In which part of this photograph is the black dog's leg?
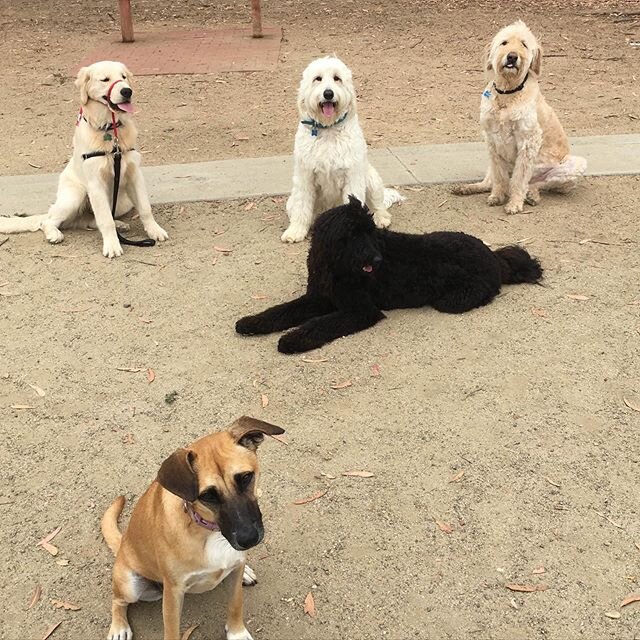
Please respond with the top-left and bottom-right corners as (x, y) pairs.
(431, 281), (497, 314)
(236, 294), (334, 335)
(278, 306), (385, 354)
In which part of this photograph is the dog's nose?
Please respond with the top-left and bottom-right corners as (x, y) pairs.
(323, 88), (334, 101)
(373, 255), (383, 265)
(120, 87), (133, 100)
(233, 525), (263, 550)
(506, 52), (518, 66)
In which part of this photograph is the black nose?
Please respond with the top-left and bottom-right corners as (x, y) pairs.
(120, 87), (133, 99)
(233, 525), (263, 550)
(506, 53), (518, 65)
(373, 255), (383, 265)
(323, 88), (334, 101)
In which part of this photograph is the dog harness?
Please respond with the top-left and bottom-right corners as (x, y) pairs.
(492, 72), (530, 95)
(77, 80), (155, 248)
(183, 500), (220, 531)
(300, 111), (349, 136)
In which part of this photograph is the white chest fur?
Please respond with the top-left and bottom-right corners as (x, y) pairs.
(183, 532), (246, 594)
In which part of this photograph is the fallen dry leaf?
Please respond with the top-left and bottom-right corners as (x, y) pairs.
(28, 383), (46, 397)
(532, 566), (546, 575)
(370, 363), (382, 377)
(565, 294), (590, 301)
(435, 520), (454, 534)
(623, 396), (640, 413)
(213, 245), (232, 254)
(51, 599), (80, 611)
(293, 489), (328, 505)
(330, 380), (353, 390)
(56, 559), (69, 567)
(116, 367), (144, 373)
(39, 527), (62, 546)
(449, 470), (465, 483)
(269, 433), (289, 445)
(621, 593), (640, 608)
(11, 404), (34, 410)
(147, 368), (156, 384)
(319, 472), (337, 480)
(181, 624), (199, 640)
(505, 583), (548, 593)
(531, 308), (547, 317)
(261, 393), (269, 408)
(303, 592), (316, 617)
(28, 585), (42, 609)
(41, 621), (62, 640)
(342, 471), (375, 478)
(545, 477), (561, 488)
(40, 542), (58, 556)
(139, 317), (153, 324)
(122, 433), (136, 445)
(301, 357), (328, 364)
(244, 201), (256, 211)
(251, 295), (268, 300)
(604, 611), (621, 619)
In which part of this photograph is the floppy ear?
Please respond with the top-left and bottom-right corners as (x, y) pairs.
(484, 44), (493, 72)
(75, 66), (91, 105)
(156, 448), (199, 501)
(531, 45), (543, 75)
(347, 194), (370, 215)
(228, 416), (285, 451)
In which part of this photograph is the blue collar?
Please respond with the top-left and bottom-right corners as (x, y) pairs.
(300, 111), (349, 137)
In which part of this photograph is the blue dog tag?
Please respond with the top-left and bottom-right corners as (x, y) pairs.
(482, 89), (492, 99)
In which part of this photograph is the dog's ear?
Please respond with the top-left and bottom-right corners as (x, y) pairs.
(484, 43), (493, 72)
(228, 416), (285, 451)
(156, 448), (199, 501)
(75, 66), (91, 105)
(123, 65), (133, 79)
(346, 194), (371, 215)
(530, 44), (543, 76)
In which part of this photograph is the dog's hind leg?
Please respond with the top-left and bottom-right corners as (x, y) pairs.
(451, 167), (493, 196)
(236, 294), (333, 336)
(278, 305), (385, 354)
(364, 165), (391, 229)
(41, 178), (87, 244)
(431, 281), (497, 314)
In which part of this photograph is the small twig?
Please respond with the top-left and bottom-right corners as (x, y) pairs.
(0, 237), (9, 248)
(0, 500), (14, 506)
(127, 259), (161, 267)
(594, 509), (625, 529)
(409, 37), (425, 49)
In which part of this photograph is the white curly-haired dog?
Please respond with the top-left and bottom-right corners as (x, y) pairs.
(0, 60), (168, 257)
(452, 21), (586, 214)
(281, 56), (403, 243)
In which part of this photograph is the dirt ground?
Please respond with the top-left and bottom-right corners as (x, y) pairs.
(1, 175), (639, 640)
(1, 0), (639, 176)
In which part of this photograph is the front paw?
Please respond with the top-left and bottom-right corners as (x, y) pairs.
(236, 315), (268, 336)
(373, 210), (392, 229)
(242, 564), (257, 586)
(103, 237), (124, 258)
(144, 222), (169, 242)
(42, 223), (64, 244)
(115, 220), (131, 232)
(504, 200), (523, 215)
(281, 224), (308, 243)
(278, 330), (320, 354)
(108, 623), (133, 640)
(226, 626), (253, 640)
(525, 190), (540, 206)
(487, 193), (507, 206)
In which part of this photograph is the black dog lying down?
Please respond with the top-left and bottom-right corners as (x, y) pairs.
(236, 196), (543, 353)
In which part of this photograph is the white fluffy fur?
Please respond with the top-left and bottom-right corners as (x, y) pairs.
(452, 21), (586, 214)
(0, 61), (168, 257)
(282, 56), (403, 243)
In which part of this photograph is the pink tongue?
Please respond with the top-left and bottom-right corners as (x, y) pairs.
(117, 102), (134, 113)
(322, 102), (336, 117)
(363, 265), (373, 273)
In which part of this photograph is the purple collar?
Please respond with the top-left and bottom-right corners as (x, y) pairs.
(183, 500), (220, 531)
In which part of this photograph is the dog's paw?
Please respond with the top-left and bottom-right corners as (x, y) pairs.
(43, 224), (64, 244)
(144, 222), (169, 242)
(450, 184), (467, 196)
(504, 200), (523, 215)
(278, 330), (319, 354)
(103, 237), (124, 258)
(524, 191), (540, 206)
(373, 210), (392, 229)
(281, 225), (308, 243)
(114, 220), (131, 232)
(236, 315), (265, 336)
(225, 625), (254, 640)
(108, 623), (133, 640)
(487, 193), (507, 206)
(242, 564), (257, 586)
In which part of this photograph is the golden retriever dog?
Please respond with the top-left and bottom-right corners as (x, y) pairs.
(0, 60), (168, 257)
(452, 21), (586, 214)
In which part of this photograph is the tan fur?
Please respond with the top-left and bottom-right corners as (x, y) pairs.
(102, 417), (284, 640)
(452, 21), (586, 213)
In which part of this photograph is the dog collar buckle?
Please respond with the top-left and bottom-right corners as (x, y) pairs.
(183, 500), (220, 532)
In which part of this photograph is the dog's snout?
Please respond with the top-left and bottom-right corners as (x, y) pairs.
(232, 525), (264, 550)
(506, 52), (518, 66)
(373, 254), (383, 265)
(323, 88), (334, 101)
(120, 87), (133, 100)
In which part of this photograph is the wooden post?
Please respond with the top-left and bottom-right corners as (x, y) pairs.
(251, 0), (263, 38)
(119, 0), (135, 43)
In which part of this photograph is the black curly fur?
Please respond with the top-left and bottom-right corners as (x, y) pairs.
(236, 196), (543, 353)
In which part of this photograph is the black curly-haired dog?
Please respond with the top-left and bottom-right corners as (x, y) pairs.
(236, 196), (543, 353)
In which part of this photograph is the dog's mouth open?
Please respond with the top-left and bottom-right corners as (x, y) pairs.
(105, 96), (134, 113)
(362, 264), (374, 273)
(320, 101), (337, 118)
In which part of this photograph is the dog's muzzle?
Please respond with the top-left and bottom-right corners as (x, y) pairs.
(504, 52), (519, 69)
(104, 79), (134, 113)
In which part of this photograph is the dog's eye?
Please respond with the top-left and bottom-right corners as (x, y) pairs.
(198, 487), (221, 504)
(122, 74), (127, 79)
(101, 77), (110, 82)
(501, 40), (507, 46)
(521, 41), (528, 49)
(235, 472), (255, 491)
(314, 75), (322, 82)
(333, 75), (341, 82)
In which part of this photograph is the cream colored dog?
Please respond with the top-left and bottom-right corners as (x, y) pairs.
(0, 60), (168, 257)
(452, 21), (586, 214)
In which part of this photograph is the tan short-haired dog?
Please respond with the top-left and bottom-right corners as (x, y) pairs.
(102, 417), (285, 640)
(452, 21), (586, 214)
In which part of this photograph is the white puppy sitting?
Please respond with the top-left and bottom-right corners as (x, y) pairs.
(282, 56), (403, 243)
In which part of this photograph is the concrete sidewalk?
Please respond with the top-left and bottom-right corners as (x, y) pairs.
(1, 134), (638, 216)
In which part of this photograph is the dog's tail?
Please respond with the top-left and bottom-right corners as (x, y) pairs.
(383, 188), (405, 209)
(494, 245), (543, 284)
(0, 214), (47, 234)
(101, 495), (126, 555)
